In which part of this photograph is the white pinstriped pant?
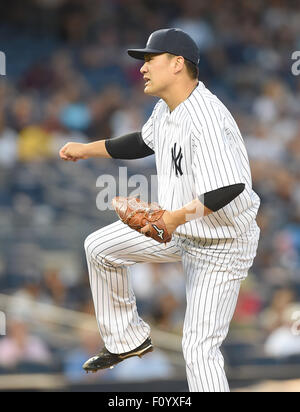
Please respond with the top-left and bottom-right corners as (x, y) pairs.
(84, 220), (260, 392)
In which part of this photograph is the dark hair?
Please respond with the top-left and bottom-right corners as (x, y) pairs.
(185, 59), (199, 79)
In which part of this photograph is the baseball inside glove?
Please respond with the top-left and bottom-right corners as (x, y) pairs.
(112, 196), (172, 244)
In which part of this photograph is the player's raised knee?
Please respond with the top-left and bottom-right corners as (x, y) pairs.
(84, 228), (114, 262)
(84, 232), (97, 256)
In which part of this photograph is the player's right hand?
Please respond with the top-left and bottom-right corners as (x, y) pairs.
(59, 142), (89, 162)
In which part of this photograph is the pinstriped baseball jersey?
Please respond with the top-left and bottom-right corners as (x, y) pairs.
(141, 81), (260, 239)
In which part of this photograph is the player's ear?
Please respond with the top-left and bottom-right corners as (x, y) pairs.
(173, 56), (185, 74)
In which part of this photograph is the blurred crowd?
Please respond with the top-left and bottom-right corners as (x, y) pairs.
(0, 0), (300, 384)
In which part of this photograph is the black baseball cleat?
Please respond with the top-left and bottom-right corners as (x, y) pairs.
(82, 337), (153, 373)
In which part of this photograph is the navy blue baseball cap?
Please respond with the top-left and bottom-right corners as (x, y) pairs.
(127, 28), (200, 66)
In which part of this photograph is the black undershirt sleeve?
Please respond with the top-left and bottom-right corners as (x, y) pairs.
(105, 132), (154, 159)
(201, 183), (245, 212)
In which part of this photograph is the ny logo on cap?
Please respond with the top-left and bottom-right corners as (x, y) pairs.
(146, 33), (154, 48)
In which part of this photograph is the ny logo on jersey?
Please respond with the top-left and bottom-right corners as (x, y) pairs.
(171, 143), (183, 177)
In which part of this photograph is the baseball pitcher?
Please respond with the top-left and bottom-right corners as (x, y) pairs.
(59, 28), (260, 392)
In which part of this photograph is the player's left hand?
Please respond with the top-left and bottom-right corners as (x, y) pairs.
(112, 196), (174, 243)
(59, 142), (89, 161)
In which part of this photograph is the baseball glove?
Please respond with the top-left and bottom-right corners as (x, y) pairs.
(112, 196), (172, 244)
